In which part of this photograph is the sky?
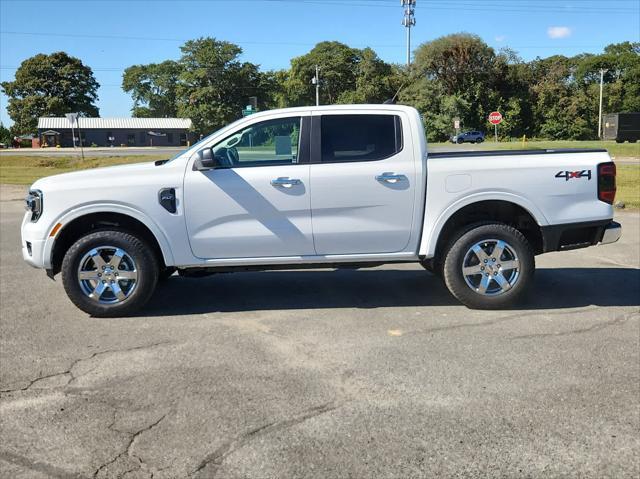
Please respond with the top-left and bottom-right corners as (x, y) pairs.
(1, 0), (639, 127)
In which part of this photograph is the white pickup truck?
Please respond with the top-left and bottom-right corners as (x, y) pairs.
(22, 105), (621, 316)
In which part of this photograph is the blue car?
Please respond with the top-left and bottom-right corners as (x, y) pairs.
(451, 130), (485, 144)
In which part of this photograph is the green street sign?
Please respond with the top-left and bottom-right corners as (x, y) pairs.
(242, 105), (257, 117)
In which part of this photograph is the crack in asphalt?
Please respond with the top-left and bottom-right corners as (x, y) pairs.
(510, 311), (639, 339)
(405, 306), (604, 336)
(190, 400), (342, 478)
(93, 412), (168, 479)
(0, 341), (172, 395)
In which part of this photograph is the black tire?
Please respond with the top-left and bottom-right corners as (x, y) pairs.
(442, 222), (535, 309)
(457, 138), (464, 144)
(476, 138), (484, 144)
(61, 230), (159, 317)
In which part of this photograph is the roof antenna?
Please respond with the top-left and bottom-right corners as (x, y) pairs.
(384, 78), (409, 104)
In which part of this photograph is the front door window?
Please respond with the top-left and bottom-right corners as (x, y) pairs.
(212, 117), (301, 168)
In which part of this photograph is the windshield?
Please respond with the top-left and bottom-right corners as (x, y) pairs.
(166, 116), (249, 163)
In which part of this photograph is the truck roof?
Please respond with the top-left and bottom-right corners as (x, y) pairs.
(246, 104), (418, 120)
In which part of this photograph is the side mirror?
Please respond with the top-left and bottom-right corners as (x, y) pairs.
(193, 148), (218, 170)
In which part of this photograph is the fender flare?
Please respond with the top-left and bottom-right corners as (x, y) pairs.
(419, 191), (549, 257)
(43, 203), (176, 269)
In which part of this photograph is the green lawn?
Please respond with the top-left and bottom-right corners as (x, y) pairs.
(616, 164), (640, 209)
(429, 140), (640, 159)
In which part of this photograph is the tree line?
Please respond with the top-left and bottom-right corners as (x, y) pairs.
(2, 34), (638, 143)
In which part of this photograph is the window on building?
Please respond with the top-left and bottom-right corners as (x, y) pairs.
(167, 133), (174, 144)
(320, 114), (402, 163)
(127, 134), (135, 146)
(179, 133), (187, 146)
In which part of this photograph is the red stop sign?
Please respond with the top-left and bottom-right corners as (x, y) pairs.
(488, 111), (503, 125)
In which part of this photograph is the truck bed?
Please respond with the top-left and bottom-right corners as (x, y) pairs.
(429, 148), (608, 159)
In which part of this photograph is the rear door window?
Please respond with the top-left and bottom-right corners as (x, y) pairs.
(320, 114), (402, 163)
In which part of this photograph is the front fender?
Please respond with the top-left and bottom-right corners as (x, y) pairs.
(44, 203), (176, 269)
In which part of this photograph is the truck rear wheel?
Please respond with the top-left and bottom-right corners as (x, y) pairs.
(61, 230), (159, 317)
(442, 223), (534, 309)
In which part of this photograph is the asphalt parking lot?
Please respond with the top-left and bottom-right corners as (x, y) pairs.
(1, 189), (638, 478)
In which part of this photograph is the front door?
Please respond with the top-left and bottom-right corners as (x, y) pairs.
(184, 115), (314, 259)
(310, 112), (416, 255)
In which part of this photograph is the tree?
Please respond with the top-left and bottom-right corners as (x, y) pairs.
(575, 42), (640, 113)
(122, 60), (181, 117)
(285, 42), (359, 106)
(409, 33), (503, 139)
(338, 48), (398, 104)
(1, 52), (99, 134)
(0, 123), (11, 146)
(493, 49), (535, 138)
(175, 38), (264, 135)
(283, 41), (397, 106)
(529, 55), (596, 140)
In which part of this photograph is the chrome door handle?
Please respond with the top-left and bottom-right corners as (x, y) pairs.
(376, 172), (407, 184)
(271, 177), (301, 188)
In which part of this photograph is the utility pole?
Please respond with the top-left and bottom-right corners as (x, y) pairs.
(312, 65), (320, 106)
(598, 68), (607, 139)
(77, 116), (84, 160)
(401, 0), (416, 67)
(65, 112), (78, 149)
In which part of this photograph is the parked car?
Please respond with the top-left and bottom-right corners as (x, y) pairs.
(451, 130), (485, 144)
(22, 105), (620, 316)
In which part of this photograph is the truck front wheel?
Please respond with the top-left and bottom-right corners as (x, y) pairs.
(61, 230), (159, 317)
(442, 223), (535, 309)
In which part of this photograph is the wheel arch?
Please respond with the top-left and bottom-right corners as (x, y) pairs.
(48, 206), (174, 276)
(422, 196), (547, 260)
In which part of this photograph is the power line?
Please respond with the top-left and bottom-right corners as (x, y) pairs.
(0, 30), (407, 48)
(0, 31), (616, 52)
(1, 0), (636, 12)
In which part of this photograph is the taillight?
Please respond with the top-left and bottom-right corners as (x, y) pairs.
(597, 162), (616, 204)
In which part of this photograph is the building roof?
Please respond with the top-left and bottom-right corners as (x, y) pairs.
(38, 117), (192, 130)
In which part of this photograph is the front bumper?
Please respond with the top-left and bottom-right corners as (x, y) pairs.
(22, 238), (47, 268)
(21, 211), (52, 269)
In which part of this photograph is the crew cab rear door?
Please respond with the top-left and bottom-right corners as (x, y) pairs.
(309, 111), (416, 255)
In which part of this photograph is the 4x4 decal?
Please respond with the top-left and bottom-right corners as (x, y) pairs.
(555, 170), (592, 181)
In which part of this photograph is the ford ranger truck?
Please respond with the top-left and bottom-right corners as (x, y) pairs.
(21, 105), (621, 316)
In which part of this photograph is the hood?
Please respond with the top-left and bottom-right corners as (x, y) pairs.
(31, 161), (158, 192)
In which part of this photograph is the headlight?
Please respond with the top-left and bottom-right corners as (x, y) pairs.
(25, 189), (43, 221)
